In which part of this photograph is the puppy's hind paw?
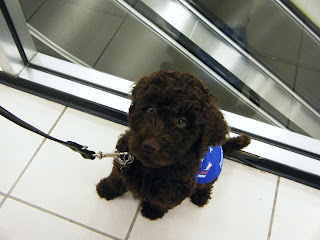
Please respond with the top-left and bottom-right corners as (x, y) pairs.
(190, 188), (211, 207)
(236, 134), (251, 149)
(140, 201), (166, 220)
(223, 134), (251, 154)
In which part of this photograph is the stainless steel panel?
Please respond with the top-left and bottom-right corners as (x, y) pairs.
(190, 21), (295, 118)
(295, 67), (320, 113)
(193, 0), (302, 65)
(95, 17), (200, 80)
(255, 54), (297, 89)
(0, 10), (24, 74)
(28, 0), (125, 66)
(28, 24), (91, 68)
(142, 0), (198, 37)
(299, 32), (320, 71)
(204, 77), (273, 124)
(247, 0), (302, 63)
(0, 43), (15, 74)
(18, 0), (47, 21)
(190, 22), (251, 80)
(30, 36), (69, 62)
(94, 16), (272, 123)
(243, 65), (294, 118)
(62, 0), (128, 18)
(15, 0), (275, 124)
(288, 98), (320, 139)
(4, 0), (37, 62)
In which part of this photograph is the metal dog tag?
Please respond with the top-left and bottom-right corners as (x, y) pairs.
(114, 152), (135, 173)
(120, 163), (132, 173)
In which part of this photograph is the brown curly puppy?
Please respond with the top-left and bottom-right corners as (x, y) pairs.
(97, 70), (250, 220)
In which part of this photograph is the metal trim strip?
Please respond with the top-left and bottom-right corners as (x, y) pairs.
(2, 0), (36, 62)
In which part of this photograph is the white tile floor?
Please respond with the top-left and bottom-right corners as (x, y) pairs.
(0, 84), (319, 240)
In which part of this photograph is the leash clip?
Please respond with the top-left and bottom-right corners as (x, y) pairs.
(93, 151), (116, 159)
(93, 151), (135, 173)
(93, 152), (135, 163)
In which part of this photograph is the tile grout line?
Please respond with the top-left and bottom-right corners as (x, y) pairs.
(0, 105), (122, 240)
(7, 195), (122, 240)
(267, 176), (281, 240)
(92, 14), (128, 68)
(292, 30), (304, 93)
(59, 0), (124, 17)
(0, 106), (68, 208)
(125, 201), (142, 240)
(26, 0), (50, 22)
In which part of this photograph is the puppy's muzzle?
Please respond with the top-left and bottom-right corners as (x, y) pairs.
(142, 138), (160, 154)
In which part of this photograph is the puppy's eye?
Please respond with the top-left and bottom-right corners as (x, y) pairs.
(177, 118), (187, 128)
(147, 106), (155, 113)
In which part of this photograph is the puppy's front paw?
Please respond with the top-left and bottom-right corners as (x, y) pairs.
(190, 187), (211, 207)
(96, 178), (123, 200)
(140, 201), (166, 220)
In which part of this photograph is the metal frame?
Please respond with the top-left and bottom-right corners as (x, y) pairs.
(0, 0), (25, 75)
(3, 0), (36, 62)
(0, 42), (15, 75)
(30, 53), (133, 98)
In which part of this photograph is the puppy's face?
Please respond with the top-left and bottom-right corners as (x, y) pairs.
(128, 71), (229, 168)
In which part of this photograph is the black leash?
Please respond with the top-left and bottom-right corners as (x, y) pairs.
(0, 106), (96, 159)
(0, 105), (134, 168)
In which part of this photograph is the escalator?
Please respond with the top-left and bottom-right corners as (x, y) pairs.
(17, 0), (320, 140)
(130, 0), (320, 139)
(1, 0), (320, 189)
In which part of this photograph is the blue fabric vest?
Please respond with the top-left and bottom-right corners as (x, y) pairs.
(196, 146), (224, 184)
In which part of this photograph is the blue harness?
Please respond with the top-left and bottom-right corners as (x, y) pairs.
(196, 146), (224, 184)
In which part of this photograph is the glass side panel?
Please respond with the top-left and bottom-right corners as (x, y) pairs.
(18, 0), (273, 124)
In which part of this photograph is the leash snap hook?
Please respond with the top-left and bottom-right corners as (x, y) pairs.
(116, 152), (135, 173)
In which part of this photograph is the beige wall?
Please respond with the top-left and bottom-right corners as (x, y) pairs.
(291, 0), (320, 28)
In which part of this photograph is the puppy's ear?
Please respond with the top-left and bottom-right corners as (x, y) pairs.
(129, 103), (135, 115)
(129, 74), (154, 123)
(131, 80), (146, 102)
(129, 77), (148, 120)
(131, 73), (156, 102)
(201, 96), (230, 148)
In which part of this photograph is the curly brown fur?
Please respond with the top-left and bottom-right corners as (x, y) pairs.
(96, 70), (250, 220)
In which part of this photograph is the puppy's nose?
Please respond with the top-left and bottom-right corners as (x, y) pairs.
(142, 138), (160, 153)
